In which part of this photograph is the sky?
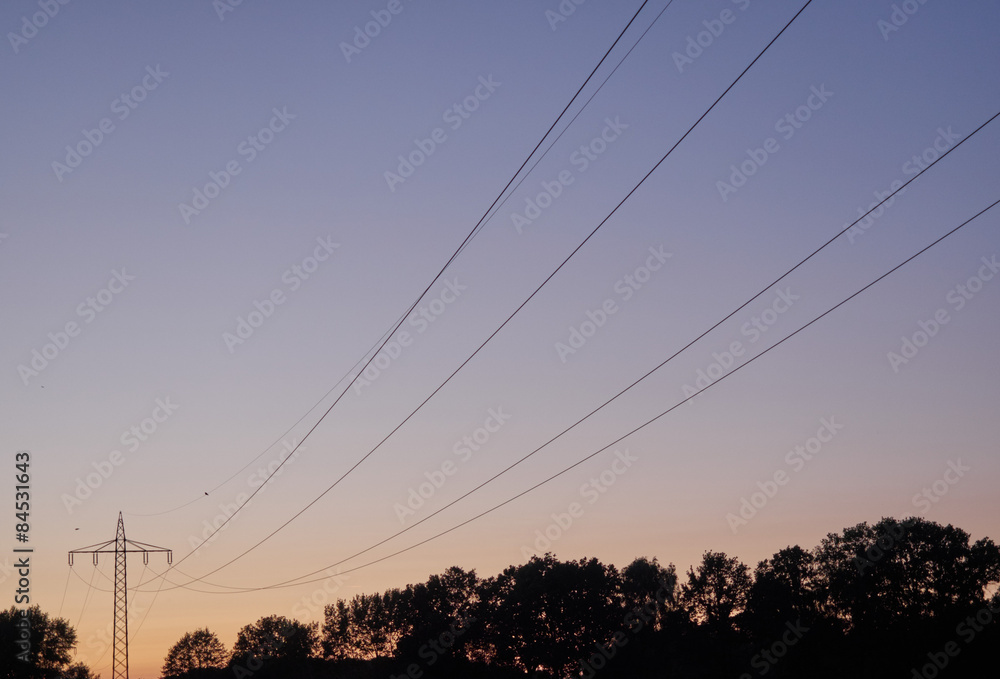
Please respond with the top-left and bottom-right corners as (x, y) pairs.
(2, 0), (999, 676)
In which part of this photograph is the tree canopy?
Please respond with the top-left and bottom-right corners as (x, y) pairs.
(230, 614), (319, 666)
(161, 628), (227, 678)
(0, 606), (93, 679)
(154, 516), (1000, 679)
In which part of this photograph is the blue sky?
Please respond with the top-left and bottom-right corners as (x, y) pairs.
(2, 1), (999, 676)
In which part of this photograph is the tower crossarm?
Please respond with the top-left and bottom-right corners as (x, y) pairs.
(66, 512), (170, 679)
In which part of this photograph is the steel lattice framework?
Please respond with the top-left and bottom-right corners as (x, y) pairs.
(69, 513), (171, 679)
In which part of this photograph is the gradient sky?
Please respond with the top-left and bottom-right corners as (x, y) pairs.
(2, 1), (999, 676)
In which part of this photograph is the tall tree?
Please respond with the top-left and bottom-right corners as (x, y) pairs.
(620, 556), (678, 629)
(680, 551), (751, 634)
(230, 615), (318, 666)
(395, 566), (479, 662)
(322, 590), (405, 660)
(746, 545), (823, 635)
(161, 628), (227, 678)
(813, 516), (1000, 633)
(320, 599), (352, 661)
(58, 664), (96, 679)
(477, 554), (622, 678)
(0, 606), (80, 679)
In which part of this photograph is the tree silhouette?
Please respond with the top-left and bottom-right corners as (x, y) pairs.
(231, 615), (318, 667)
(814, 517), (1000, 634)
(0, 605), (80, 679)
(59, 664), (97, 679)
(746, 545), (822, 635)
(160, 516), (1000, 679)
(620, 556), (678, 627)
(320, 599), (352, 661)
(161, 628), (227, 678)
(396, 566), (479, 662)
(680, 551), (751, 634)
(476, 554), (622, 678)
(322, 590), (404, 660)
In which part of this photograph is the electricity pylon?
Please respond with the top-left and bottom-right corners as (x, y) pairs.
(69, 512), (171, 679)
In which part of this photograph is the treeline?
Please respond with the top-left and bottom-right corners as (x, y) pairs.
(160, 517), (999, 679)
(3, 516), (998, 679)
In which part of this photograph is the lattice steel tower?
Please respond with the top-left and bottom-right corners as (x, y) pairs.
(69, 512), (171, 679)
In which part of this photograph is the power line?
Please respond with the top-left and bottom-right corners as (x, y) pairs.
(129, 1), (674, 522)
(152, 0), (658, 579)
(127, 563), (167, 644)
(171, 0), (815, 589)
(127, 0), (813, 595)
(124, 335), (390, 517)
(131, 101), (1000, 596)
(114, 191), (999, 596)
(129, 35), (998, 600)
(256, 107), (1000, 589)
(253, 194), (1000, 588)
(56, 566), (72, 618)
(70, 560), (241, 595)
(117, 105), (999, 594)
(74, 564), (99, 631)
(462, 0), (677, 252)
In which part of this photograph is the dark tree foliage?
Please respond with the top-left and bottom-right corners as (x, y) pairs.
(475, 554), (624, 677)
(617, 555), (678, 644)
(0, 606), (88, 679)
(322, 590), (405, 660)
(157, 516), (1000, 679)
(680, 550), (752, 634)
(161, 628), (227, 678)
(230, 614), (319, 668)
(805, 516), (1000, 677)
(813, 517), (1000, 633)
(395, 566), (479, 663)
(746, 545), (823, 634)
(57, 664), (96, 679)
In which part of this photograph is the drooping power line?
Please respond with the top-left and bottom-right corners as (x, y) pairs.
(150, 0), (661, 580)
(144, 0), (817, 593)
